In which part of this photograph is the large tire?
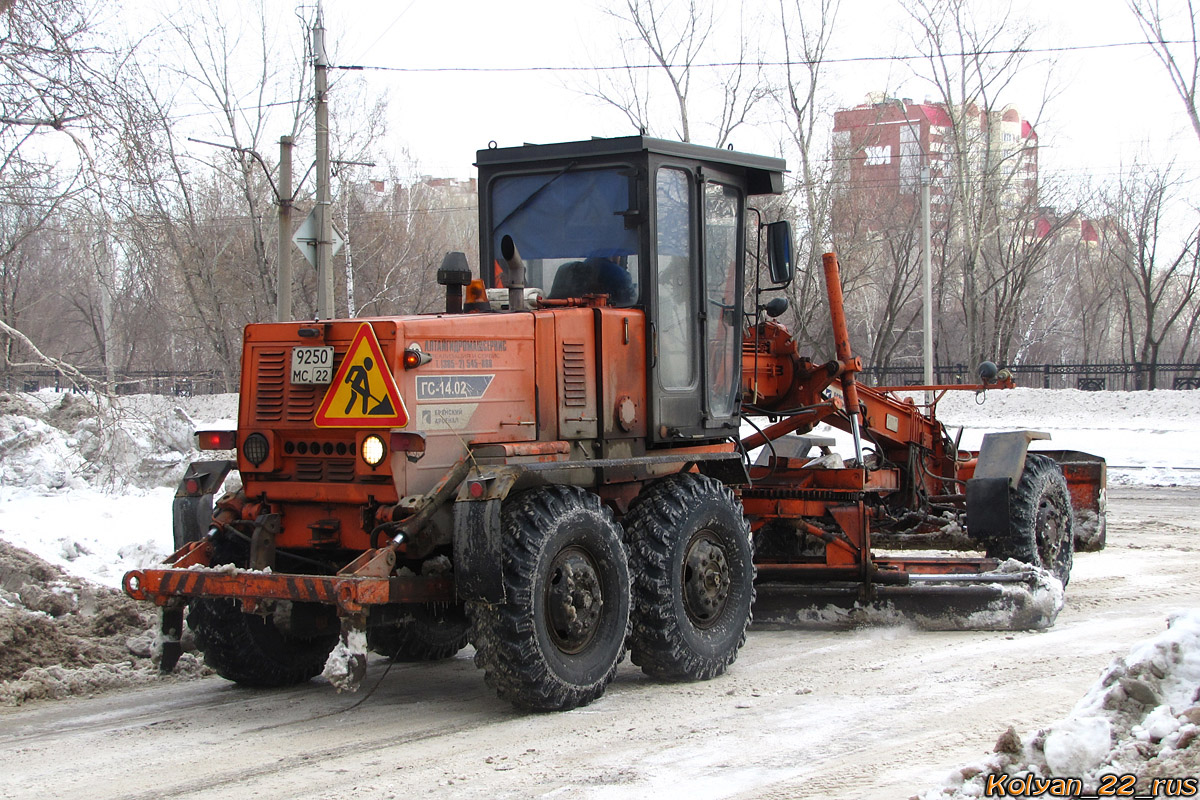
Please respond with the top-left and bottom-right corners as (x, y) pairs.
(367, 604), (470, 662)
(188, 598), (339, 687)
(986, 454), (1075, 585)
(623, 473), (755, 681)
(188, 536), (338, 687)
(468, 485), (631, 712)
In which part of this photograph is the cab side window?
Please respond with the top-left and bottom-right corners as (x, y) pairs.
(655, 168), (695, 390)
(704, 182), (742, 418)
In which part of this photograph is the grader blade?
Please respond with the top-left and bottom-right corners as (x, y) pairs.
(752, 563), (1065, 632)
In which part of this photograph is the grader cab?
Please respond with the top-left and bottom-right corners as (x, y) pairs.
(124, 136), (1104, 711)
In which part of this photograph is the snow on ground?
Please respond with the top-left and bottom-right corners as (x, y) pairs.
(931, 387), (1200, 486)
(0, 389), (237, 589)
(0, 390), (229, 704)
(920, 609), (1200, 798)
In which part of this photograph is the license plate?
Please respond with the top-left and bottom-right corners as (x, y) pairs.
(290, 346), (334, 384)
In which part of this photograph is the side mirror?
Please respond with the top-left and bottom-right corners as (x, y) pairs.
(766, 221), (794, 286)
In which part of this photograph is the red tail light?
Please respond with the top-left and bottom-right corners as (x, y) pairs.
(196, 430), (236, 450)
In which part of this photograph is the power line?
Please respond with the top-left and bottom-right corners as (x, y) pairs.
(172, 98), (300, 121)
(333, 39), (1200, 74)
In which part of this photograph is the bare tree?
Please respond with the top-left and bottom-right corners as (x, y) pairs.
(586, 0), (767, 147)
(903, 0), (1052, 366)
(342, 170), (478, 318)
(981, 180), (1085, 364)
(776, 0), (840, 354)
(1107, 163), (1200, 387)
(0, 0), (115, 384)
(100, 1), (312, 386)
(1128, 0), (1200, 143)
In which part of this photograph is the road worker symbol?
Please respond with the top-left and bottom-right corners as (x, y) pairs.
(315, 324), (409, 428)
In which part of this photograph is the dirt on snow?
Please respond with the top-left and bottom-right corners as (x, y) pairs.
(0, 539), (206, 706)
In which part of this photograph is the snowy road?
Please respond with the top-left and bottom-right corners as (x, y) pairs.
(3, 485), (1199, 800)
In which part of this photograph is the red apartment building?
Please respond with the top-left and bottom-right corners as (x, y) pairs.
(831, 95), (1039, 231)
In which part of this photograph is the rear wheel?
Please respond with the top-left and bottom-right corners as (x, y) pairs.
(367, 604), (470, 662)
(624, 473), (755, 680)
(188, 537), (338, 687)
(468, 485), (630, 711)
(987, 454), (1075, 585)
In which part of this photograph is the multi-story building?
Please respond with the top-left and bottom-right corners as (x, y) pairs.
(831, 94), (1038, 231)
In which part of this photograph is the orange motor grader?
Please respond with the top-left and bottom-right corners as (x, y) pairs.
(124, 136), (1105, 711)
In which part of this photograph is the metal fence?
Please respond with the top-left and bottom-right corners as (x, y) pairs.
(861, 362), (1200, 391)
(1, 369), (230, 397)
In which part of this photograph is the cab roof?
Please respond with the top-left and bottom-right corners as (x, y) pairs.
(476, 135), (786, 196)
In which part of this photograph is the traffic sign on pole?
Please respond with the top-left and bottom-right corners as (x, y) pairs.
(291, 206), (345, 269)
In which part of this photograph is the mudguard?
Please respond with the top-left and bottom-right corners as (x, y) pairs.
(452, 498), (507, 604)
(965, 431), (1048, 544)
(172, 460), (234, 549)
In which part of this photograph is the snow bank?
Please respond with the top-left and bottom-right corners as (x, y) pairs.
(759, 387), (1200, 487)
(932, 388), (1200, 486)
(919, 609), (1200, 798)
(0, 539), (206, 706)
(0, 390), (235, 493)
(0, 391), (237, 588)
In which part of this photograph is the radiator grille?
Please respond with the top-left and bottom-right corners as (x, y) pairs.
(294, 459), (356, 482)
(562, 341), (587, 407)
(286, 384), (318, 422)
(295, 459), (323, 481)
(254, 349), (286, 421)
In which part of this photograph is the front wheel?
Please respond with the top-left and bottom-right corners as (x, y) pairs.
(623, 473), (755, 680)
(986, 454), (1075, 586)
(468, 485), (631, 711)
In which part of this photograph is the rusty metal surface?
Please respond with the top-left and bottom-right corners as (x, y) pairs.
(122, 567), (455, 613)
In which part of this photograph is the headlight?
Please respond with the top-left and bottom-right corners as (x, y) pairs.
(242, 433), (270, 466)
(361, 434), (386, 467)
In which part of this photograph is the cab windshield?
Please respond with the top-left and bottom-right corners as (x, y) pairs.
(490, 167), (640, 306)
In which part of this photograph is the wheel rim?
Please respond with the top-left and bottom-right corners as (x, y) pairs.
(1035, 498), (1064, 567)
(681, 530), (731, 628)
(545, 545), (605, 654)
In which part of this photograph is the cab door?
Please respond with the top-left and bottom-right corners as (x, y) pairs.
(649, 164), (745, 443)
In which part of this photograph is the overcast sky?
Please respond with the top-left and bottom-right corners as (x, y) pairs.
(324, 0), (1200, 183)
(127, 0), (1200, 188)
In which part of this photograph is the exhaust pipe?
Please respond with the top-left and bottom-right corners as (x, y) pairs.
(499, 235), (526, 312)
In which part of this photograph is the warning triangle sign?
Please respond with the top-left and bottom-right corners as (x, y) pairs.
(315, 323), (409, 428)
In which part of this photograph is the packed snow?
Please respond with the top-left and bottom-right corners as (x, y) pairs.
(322, 629), (369, 693)
(920, 609), (1200, 798)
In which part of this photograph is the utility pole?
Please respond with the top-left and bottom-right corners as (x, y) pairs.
(97, 236), (116, 391)
(313, 5), (335, 319)
(921, 163), (934, 404)
(897, 99), (936, 402)
(277, 135), (293, 322)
